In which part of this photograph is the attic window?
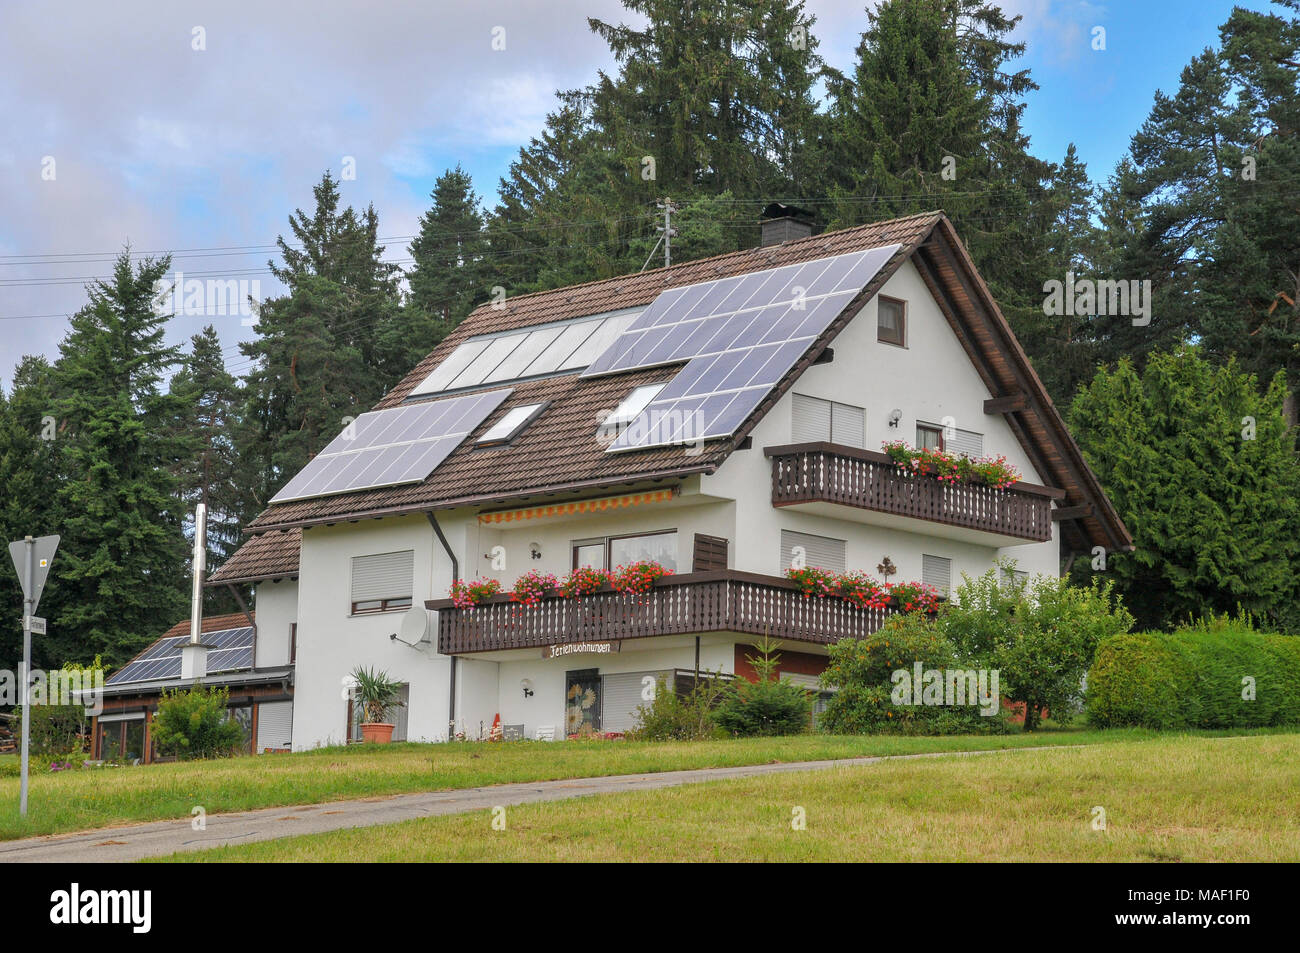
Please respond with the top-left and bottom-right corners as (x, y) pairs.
(878, 296), (906, 346)
(477, 403), (546, 446)
(601, 384), (666, 429)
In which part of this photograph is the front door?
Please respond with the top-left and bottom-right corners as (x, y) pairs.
(564, 669), (601, 736)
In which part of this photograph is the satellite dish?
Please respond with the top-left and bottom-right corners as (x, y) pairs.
(393, 607), (432, 646)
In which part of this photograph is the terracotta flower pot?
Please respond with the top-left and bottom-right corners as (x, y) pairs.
(360, 722), (395, 744)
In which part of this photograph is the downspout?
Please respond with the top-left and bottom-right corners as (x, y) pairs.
(426, 512), (459, 738)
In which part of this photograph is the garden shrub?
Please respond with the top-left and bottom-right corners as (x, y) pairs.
(713, 639), (812, 737)
(1088, 620), (1300, 729)
(150, 685), (246, 759)
(941, 567), (1133, 729)
(818, 613), (1007, 734)
(627, 674), (728, 741)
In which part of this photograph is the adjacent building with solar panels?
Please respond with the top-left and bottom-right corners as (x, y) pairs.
(210, 210), (1130, 748)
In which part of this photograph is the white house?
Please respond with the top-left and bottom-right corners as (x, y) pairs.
(211, 210), (1131, 749)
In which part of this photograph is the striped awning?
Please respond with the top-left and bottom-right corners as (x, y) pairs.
(478, 488), (677, 525)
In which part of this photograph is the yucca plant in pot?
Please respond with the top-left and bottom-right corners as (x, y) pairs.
(350, 666), (404, 743)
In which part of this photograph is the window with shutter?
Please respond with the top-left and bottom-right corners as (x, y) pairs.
(922, 554), (952, 594)
(830, 402), (865, 448)
(350, 550), (415, 614)
(780, 530), (846, 573)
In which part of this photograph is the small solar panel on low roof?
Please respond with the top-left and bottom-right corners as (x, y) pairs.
(269, 389), (511, 504)
(107, 627), (256, 686)
(589, 245), (899, 451)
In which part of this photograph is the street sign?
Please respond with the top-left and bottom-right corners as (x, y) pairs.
(8, 535), (59, 614)
(25, 616), (46, 635)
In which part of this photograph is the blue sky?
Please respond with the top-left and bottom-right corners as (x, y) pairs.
(0, 0), (1279, 390)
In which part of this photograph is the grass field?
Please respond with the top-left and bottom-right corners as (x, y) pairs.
(0, 728), (1172, 840)
(159, 733), (1300, 863)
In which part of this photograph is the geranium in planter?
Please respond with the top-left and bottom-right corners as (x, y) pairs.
(509, 569), (557, 607)
(559, 565), (610, 600)
(350, 666), (405, 744)
(884, 580), (942, 614)
(449, 577), (502, 609)
(610, 560), (672, 596)
(784, 565), (837, 599)
(835, 570), (889, 609)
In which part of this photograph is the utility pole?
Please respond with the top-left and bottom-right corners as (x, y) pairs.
(657, 198), (678, 269)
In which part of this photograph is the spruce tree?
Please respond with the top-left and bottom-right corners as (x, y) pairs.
(49, 252), (189, 666)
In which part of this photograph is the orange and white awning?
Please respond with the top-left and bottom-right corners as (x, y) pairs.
(478, 488), (677, 525)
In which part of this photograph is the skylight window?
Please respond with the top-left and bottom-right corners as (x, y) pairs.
(477, 403), (547, 446)
(602, 384), (666, 429)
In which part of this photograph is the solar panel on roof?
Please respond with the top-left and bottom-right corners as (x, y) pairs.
(107, 627), (257, 686)
(269, 389), (511, 504)
(409, 311), (640, 397)
(587, 245), (900, 451)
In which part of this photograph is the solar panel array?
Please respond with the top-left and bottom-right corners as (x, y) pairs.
(107, 627), (256, 685)
(410, 311), (639, 396)
(583, 244), (899, 451)
(269, 389), (511, 504)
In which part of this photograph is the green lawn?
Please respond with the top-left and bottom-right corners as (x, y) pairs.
(0, 727), (1164, 840)
(161, 733), (1300, 863)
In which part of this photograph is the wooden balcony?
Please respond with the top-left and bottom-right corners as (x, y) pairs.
(426, 570), (900, 655)
(765, 442), (1063, 543)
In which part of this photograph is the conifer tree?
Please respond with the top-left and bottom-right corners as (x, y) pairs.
(49, 252), (189, 666)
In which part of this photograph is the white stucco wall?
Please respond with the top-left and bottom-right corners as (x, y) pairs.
(292, 515), (454, 749)
(252, 578), (297, 669)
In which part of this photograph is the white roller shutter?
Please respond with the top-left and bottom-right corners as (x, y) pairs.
(922, 554), (952, 594)
(256, 701), (293, 752)
(947, 428), (984, 458)
(602, 671), (669, 733)
(792, 394), (831, 443)
(351, 550), (415, 603)
(830, 403), (865, 448)
(780, 530), (846, 573)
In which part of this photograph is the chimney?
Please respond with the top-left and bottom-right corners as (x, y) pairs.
(760, 202), (815, 247)
(183, 503), (209, 680)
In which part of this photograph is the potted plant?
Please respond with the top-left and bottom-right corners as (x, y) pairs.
(350, 666), (404, 743)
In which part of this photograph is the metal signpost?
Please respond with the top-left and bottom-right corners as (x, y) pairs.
(7, 534), (59, 816)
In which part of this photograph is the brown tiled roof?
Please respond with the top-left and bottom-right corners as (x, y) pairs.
(207, 528), (301, 584)
(158, 612), (255, 641)
(245, 213), (940, 532)
(235, 208), (1129, 553)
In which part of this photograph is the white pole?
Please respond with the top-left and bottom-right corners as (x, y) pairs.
(19, 536), (33, 816)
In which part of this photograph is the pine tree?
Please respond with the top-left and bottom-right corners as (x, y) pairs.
(237, 172), (404, 509)
(397, 166), (489, 366)
(49, 252), (190, 666)
(0, 357), (62, 669)
(168, 325), (244, 614)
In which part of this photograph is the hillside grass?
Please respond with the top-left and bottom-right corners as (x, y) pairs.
(162, 733), (1300, 863)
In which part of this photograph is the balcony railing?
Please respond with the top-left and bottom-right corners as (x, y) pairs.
(427, 571), (901, 655)
(765, 442), (1063, 542)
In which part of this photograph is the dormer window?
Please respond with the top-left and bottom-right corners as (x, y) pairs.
(601, 383), (666, 430)
(477, 402), (547, 446)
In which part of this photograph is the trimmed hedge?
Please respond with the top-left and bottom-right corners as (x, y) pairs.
(1088, 627), (1300, 729)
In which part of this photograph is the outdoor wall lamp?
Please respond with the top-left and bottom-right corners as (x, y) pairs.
(529, 542), (542, 560)
(521, 678), (535, 698)
(888, 408), (902, 428)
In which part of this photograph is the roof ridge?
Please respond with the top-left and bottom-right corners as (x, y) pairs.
(467, 209), (946, 313)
